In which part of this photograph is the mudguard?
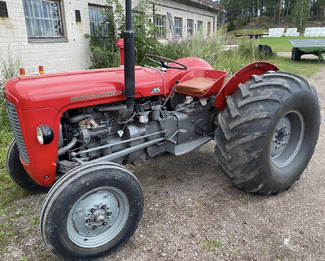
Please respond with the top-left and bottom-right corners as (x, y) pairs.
(214, 62), (279, 110)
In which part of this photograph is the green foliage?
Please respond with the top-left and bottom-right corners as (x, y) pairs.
(85, 0), (120, 68)
(292, 0), (309, 32)
(227, 16), (236, 32)
(132, 0), (162, 65)
(0, 46), (17, 162)
(222, 0), (325, 27)
(86, 0), (161, 68)
(0, 45), (20, 85)
(159, 30), (268, 75)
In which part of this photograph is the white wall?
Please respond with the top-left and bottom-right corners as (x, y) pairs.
(0, 0), (219, 75)
(154, 0), (218, 40)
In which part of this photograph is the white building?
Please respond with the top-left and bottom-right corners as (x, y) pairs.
(0, 0), (224, 75)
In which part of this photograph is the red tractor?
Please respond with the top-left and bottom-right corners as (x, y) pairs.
(2, 1), (321, 260)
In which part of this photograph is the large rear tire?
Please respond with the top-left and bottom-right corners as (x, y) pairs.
(6, 140), (49, 192)
(214, 71), (320, 194)
(41, 162), (144, 260)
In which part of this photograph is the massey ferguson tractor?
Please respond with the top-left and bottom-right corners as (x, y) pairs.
(2, 1), (321, 260)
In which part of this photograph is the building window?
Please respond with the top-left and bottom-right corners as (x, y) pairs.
(22, 0), (63, 38)
(155, 15), (166, 37)
(88, 6), (109, 37)
(187, 19), (193, 36)
(197, 21), (203, 31)
(174, 17), (182, 37)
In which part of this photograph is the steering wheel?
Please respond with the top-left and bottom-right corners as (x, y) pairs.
(145, 54), (187, 70)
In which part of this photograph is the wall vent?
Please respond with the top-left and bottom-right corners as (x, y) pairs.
(75, 10), (81, 23)
(0, 1), (9, 18)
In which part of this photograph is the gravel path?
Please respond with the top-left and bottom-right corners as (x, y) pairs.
(1, 66), (325, 261)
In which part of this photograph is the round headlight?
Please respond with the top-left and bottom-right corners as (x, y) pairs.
(36, 125), (54, 145)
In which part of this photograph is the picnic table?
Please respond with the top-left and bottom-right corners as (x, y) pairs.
(289, 39), (325, 61)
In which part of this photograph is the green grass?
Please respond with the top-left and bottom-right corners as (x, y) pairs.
(257, 36), (325, 52)
(266, 56), (323, 77)
(254, 36), (325, 77)
(228, 36), (325, 77)
(197, 239), (223, 252)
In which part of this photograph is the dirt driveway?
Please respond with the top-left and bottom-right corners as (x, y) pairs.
(2, 66), (325, 261)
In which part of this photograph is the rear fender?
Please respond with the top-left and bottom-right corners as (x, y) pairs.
(214, 62), (279, 110)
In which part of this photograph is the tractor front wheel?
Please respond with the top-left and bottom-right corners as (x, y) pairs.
(6, 140), (49, 192)
(41, 162), (144, 260)
(214, 71), (320, 194)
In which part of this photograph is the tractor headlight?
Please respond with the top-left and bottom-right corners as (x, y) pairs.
(36, 125), (54, 145)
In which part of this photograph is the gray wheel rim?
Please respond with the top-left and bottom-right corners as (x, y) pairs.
(67, 186), (129, 248)
(271, 110), (305, 168)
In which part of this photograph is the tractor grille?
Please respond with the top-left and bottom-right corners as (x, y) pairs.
(5, 100), (30, 163)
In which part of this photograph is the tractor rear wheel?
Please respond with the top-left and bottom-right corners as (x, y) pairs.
(41, 162), (144, 260)
(6, 140), (49, 192)
(214, 71), (320, 194)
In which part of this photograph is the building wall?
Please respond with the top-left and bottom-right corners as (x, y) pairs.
(0, 0), (219, 75)
(154, 0), (218, 40)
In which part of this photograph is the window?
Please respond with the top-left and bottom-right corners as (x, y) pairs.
(197, 21), (203, 31)
(187, 19), (193, 36)
(174, 17), (182, 37)
(22, 0), (63, 38)
(155, 15), (166, 37)
(88, 6), (109, 37)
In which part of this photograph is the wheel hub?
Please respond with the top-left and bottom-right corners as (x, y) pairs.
(67, 187), (129, 248)
(271, 110), (305, 168)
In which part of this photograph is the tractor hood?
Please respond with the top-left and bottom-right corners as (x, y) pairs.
(4, 67), (166, 112)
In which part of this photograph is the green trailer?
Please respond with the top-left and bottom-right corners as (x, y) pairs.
(289, 39), (325, 61)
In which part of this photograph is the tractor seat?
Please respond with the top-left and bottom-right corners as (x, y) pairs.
(176, 70), (227, 98)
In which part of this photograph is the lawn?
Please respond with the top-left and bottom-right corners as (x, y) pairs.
(253, 36), (325, 77)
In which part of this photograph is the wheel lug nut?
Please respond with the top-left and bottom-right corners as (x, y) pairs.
(275, 145), (280, 149)
(91, 208), (96, 213)
(107, 212), (112, 216)
(282, 142), (287, 146)
(103, 222), (107, 226)
(101, 205), (106, 209)
(86, 219), (91, 223)
(92, 226), (97, 230)
(286, 132), (290, 136)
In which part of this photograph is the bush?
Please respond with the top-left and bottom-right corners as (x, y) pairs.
(86, 0), (161, 68)
(227, 16), (236, 32)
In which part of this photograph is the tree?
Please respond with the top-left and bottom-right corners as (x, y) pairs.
(292, 0), (309, 31)
(227, 15), (236, 31)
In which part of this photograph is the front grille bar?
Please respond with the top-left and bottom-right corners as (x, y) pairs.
(5, 100), (30, 163)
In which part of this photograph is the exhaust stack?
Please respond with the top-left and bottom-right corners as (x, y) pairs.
(124, 0), (135, 113)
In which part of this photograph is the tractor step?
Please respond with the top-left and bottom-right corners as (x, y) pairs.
(174, 136), (212, 156)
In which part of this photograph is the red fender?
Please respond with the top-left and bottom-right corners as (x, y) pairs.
(214, 62), (279, 110)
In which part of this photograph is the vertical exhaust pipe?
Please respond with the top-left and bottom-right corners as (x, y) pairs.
(124, 0), (135, 114)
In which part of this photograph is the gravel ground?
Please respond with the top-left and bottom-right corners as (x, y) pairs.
(1, 66), (325, 261)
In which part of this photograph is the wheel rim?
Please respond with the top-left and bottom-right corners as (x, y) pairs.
(271, 110), (305, 168)
(67, 186), (129, 248)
